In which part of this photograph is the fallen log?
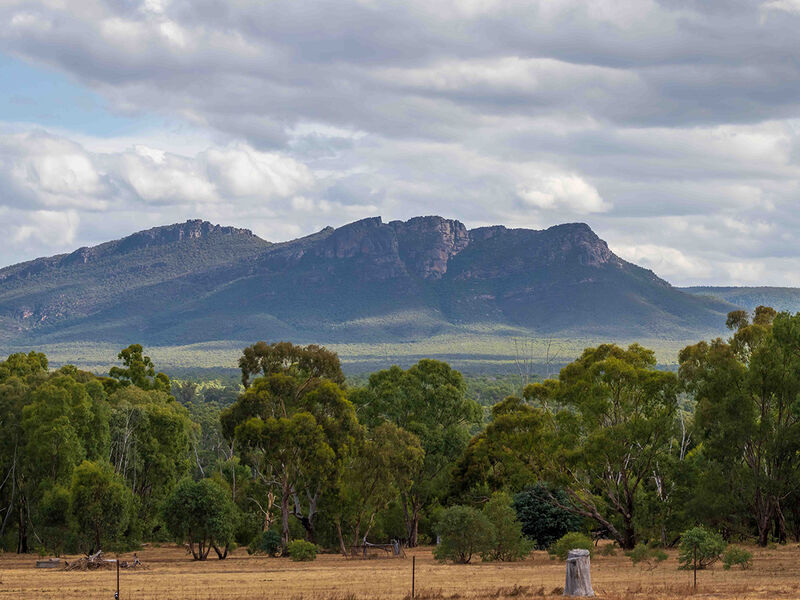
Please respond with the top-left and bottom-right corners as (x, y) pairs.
(35, 558), (61, 569)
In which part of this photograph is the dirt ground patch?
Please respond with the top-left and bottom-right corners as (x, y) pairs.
(1, 543), (799, 599)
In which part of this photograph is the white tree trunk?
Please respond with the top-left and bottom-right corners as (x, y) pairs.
(564, 549), (594, 597)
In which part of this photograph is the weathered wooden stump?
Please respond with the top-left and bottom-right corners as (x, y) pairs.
(563, 549), (594, 597)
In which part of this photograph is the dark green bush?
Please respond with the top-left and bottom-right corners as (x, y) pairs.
(513, 484), (583, 550)
(287, 539), (317, 561)
(248, 530), (282, 556)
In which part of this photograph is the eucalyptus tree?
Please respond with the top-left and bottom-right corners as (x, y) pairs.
(0, 352), (49, 552)
(223, 343), (359, 548)
(69, 460), (133, 552)
(527, 343), (679, 549)
(0, 353), (112, 553)
(238, 341), (344, 389)
(679, 307), (800, 545)
(163, 478), (237, 560)
(330, 421), (424, 555)
(108, 344), (170, 392)
(351, 359), (481, 546)
(105, 346), (193, 537)
(450, 396), (544, 497)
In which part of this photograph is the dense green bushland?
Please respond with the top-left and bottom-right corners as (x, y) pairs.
(2, 306), (800, 558)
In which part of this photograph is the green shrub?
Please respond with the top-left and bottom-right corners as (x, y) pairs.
(548, 532), (593, 560)
(481, 493), (534, 562)
(722, 546), (752, 570)
(627, 543), (668, 569)
(599, 543), (617, 556)
(513, 484), (584, 550)
(433, 505), (496, 564)
(287, 539), (317, 561)
(678, 526), (725, 570)
(248, 530), (282, 556)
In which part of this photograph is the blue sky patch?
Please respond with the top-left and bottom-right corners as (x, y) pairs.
(0, 53), (155, 137)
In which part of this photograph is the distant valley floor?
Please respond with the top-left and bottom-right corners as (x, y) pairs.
(0, 333), (707, 377)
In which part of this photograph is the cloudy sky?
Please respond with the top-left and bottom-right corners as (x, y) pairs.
(1, 0), (800, 285)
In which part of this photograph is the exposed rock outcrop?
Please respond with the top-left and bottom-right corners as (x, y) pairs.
(392, 216), (470, 279)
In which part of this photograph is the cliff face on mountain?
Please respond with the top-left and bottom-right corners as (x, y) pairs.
(0, 216), (732, 346)
(392, 217), (471, 279)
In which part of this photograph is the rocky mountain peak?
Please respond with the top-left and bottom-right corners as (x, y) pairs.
(392, 216), (470, 279)
(60, 220), (258, 266)
(123, 220), (255, 247)
(315, 217), (398, 261)
(313, 216), (472, 280)
(544, 222), (618, 267)
(305, 216), (618, 279)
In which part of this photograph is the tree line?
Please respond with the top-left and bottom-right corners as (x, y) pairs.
(1, 306), (799, 558)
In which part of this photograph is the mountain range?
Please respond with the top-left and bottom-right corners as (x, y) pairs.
(680, 286), (800, 315)
(0, 216), (750, 351)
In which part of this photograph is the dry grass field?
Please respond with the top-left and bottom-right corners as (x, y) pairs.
(1, 543), (799, 600)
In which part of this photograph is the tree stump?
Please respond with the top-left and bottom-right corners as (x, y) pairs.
(563, 549), (594, 597)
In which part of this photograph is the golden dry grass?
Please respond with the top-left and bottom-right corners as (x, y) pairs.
(1, 543), (799, 600)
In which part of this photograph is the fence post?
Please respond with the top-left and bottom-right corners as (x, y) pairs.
(411, 555), (415, 599)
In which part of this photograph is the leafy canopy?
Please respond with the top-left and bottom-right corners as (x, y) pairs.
(109, 344), (170, 392)
(527, 343), (678, 549)
(451, 396), (544, 496)
(69, 460), (134, 552)
(163, 478), (237, 560)
(679, 307), (800, 545)
(351, 359), (481, 546)
(433, 505), (496, 564)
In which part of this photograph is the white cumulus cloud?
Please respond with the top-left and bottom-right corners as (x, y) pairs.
(517, 174), (609, 214)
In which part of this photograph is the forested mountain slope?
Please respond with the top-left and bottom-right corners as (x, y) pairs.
(682, 286), (800, 315)
(0, 216), (733, 346)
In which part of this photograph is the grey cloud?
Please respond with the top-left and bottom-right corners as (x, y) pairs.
(2, 0), (800, 285)
(5, 0), (800, 136)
